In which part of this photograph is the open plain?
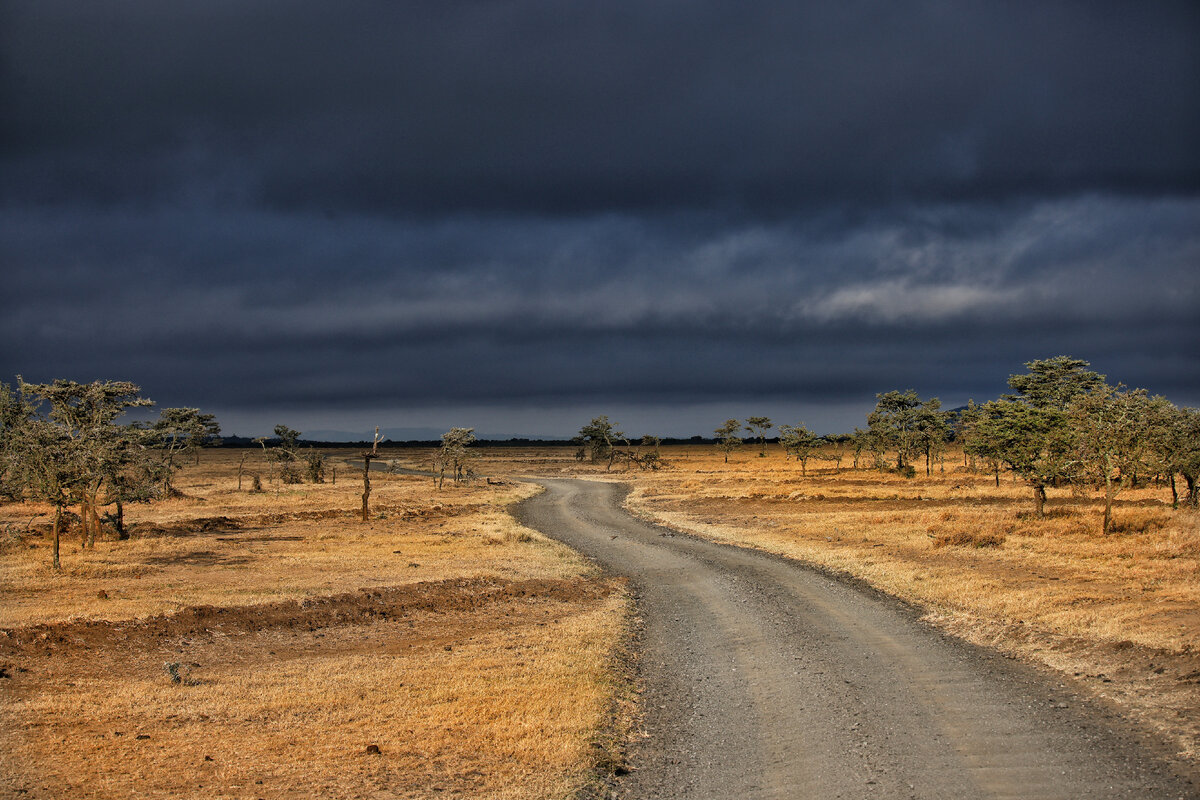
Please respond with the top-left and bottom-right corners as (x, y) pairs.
(2, 443), (1199, 798)
(0, 450), (629, 799)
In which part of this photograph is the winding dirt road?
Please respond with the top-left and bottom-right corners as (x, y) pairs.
(516, 479), (1197, 800)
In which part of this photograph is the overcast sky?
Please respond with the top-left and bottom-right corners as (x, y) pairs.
(3, 1), (1198, 438)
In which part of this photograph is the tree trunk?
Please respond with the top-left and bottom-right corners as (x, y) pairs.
(925, 450), (931, 476)
(86, 499), (100, 548)
(79, 501), (92, 548)
(1170, 473), (1178, 509)
(1103, 471), (1115, 535)
(1033, 484), (1046, 517)
(52, 505), (62, 570)
(1184, 473), (1197, 508)
(115, 500), (128, 540)
(361, 457), (372, 522)
(994, 465), (1000, 487)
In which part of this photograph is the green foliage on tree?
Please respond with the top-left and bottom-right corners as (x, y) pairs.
(745, 416), (773, 457)
(1005, 356), (1105, 410)
(1161, 406), (1200, 508)
(302, 448), (327, 483)
(577, 416), (623, 470)
(3, 378), (182, 567)
(714, 419), (742, 463)
(268, 424), (303, 484)
(1068, 385), (1167, 534)
(436, 427), (477, 487)
(913, 398), (949, 476)
(867, 390), (925, 471)
(778, 423), (820, 476)
(967, 399), (1074, 516)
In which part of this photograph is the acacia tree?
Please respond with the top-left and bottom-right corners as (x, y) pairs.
(20, 378), (154, 550)
(1069, 385), (1164, 534)
(867, 390), (923, 471)
(142, 407), (221, 493)
(968, 400), (1073, 516)
(10, 379), (155, 565)
(0, 381), (34, 501)
(436, 427), (477, 487)
(1156, 406), (1200, 508)
(826, 434), (850, 469)
(714, 419), (742, 463)
(745, 416), (773, 457)
(302, 448), (327, 483)
(577, 416), (623, 470)
(963, 357), (1105, 516)
(849, 427), (874, 469)
(8, 414), (77, 568)
(268, 424), (303, 484)
(913, 399), (949, 476)
(778, 423), (820, 476)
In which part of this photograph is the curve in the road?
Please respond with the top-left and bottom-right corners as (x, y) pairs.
(515, 478), (1197, 800)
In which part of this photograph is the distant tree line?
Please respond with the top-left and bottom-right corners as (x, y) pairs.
(692, 356), (1199, 535)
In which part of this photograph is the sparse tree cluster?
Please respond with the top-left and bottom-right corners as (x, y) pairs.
(778, 423), (820, 476)
(683, 355), (1197, 535)
(866, 390), (948, 476)
(714, 419), (742, 463)
(0, 378), (220, 568)
(574, 418), (666, 471)
(957, 357), (1200, 532)
(576, 416), (623, 470)
(436, 427), (477, 487)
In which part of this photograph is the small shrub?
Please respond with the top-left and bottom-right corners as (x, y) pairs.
(1107, 514), (1171, 535)
(162, 661), (199, 685)
(930, 529), (1005, 548)
(303, 451), (326, 483)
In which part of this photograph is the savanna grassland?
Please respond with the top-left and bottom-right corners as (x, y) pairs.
(472, 443), (1200, 761)
(4, 440), (1199, 797)
(0, 450), (630, 799)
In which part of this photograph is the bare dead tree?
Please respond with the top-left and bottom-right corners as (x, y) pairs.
(237, 450), (250, 491)
(361, 427), (383, 522)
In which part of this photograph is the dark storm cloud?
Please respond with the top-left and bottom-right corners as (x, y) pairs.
(2, 1), (1198, 434)
(4, 0), (1198, 213)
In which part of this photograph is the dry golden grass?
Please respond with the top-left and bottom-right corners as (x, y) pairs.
(0, 450), (575, 626)
(0, 449), (630, 799)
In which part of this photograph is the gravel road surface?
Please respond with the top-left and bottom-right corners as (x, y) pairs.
(515, 478), (1197, 800)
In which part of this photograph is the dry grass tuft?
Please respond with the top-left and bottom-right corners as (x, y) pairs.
(929, 528), (1006, 548)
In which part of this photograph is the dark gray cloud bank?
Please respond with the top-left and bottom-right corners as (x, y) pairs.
(3, 1), (1198, 437)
